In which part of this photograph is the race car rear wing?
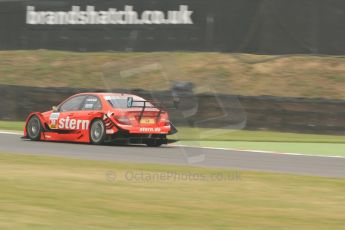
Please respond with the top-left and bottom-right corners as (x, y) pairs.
(127, 97), (178, 134)
(127, 97), (161, 122)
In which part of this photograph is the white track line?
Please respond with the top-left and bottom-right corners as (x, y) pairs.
(1, 130), (344, 159)
(0, 130), (22, 135)
(173, 144), (345, 159)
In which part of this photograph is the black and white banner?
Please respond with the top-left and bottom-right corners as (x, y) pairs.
(0, 0), (344, 54)
(26, 5), (194, 25)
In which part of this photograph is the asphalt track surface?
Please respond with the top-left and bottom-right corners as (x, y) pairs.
(0, 133), (344, 177)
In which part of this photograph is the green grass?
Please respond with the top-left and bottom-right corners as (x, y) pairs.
(0, 120), (24, 132)
(0, 50), (344, 99)
(173, 127), (345, 156)
(172, 127), (345, 143)
(0, 152), (344, 229)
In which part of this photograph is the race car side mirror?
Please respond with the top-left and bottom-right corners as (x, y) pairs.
(52, 106), (58, 112)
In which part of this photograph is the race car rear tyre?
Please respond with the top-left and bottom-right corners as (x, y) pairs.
(90, 119), (106, 145)
(26, 116), (42, 141)
(146, 140), (162, 147)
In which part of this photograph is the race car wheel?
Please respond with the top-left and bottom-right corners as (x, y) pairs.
(90, 119), (106, 145)
(146, 140), (162, 147)
(26, 116), (42, 141)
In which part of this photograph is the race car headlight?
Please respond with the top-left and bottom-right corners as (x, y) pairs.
(115, 116), (131, 125)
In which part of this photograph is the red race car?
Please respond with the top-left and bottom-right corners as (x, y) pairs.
(23, 93), (177, 147)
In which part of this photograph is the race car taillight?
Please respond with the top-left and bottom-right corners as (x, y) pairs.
(159, 113), (170, 126)
(115, 116), (131, 125)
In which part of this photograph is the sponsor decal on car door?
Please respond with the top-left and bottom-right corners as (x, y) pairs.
(49, 112), (60, 129)
(49, 112), (90, 131)
(58, 116), (89, 130)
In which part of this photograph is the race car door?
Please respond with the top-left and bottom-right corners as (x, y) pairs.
(55, 95), (88, 141)
(73, 95), (103, 141)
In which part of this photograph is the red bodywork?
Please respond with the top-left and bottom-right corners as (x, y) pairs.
(23, 93), (175, 144)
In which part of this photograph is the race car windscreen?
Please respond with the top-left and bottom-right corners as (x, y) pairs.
(105, 96), (154, 109)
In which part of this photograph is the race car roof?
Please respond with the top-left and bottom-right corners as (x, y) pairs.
(74, 92), (141, 98)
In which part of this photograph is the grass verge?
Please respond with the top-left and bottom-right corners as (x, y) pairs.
(172, 127), (345, 143)
(0, 152), (344, 229)
(0, 120), (24, 132)
(174, 127), (345, 156)
(0, 51), (344, 99)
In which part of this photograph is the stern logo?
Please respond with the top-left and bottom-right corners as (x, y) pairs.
(59, 117), (89, 130)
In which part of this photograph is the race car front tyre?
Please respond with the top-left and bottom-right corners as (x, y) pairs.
(26, 116), (42, 141)
(90, 119), (106, 145)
